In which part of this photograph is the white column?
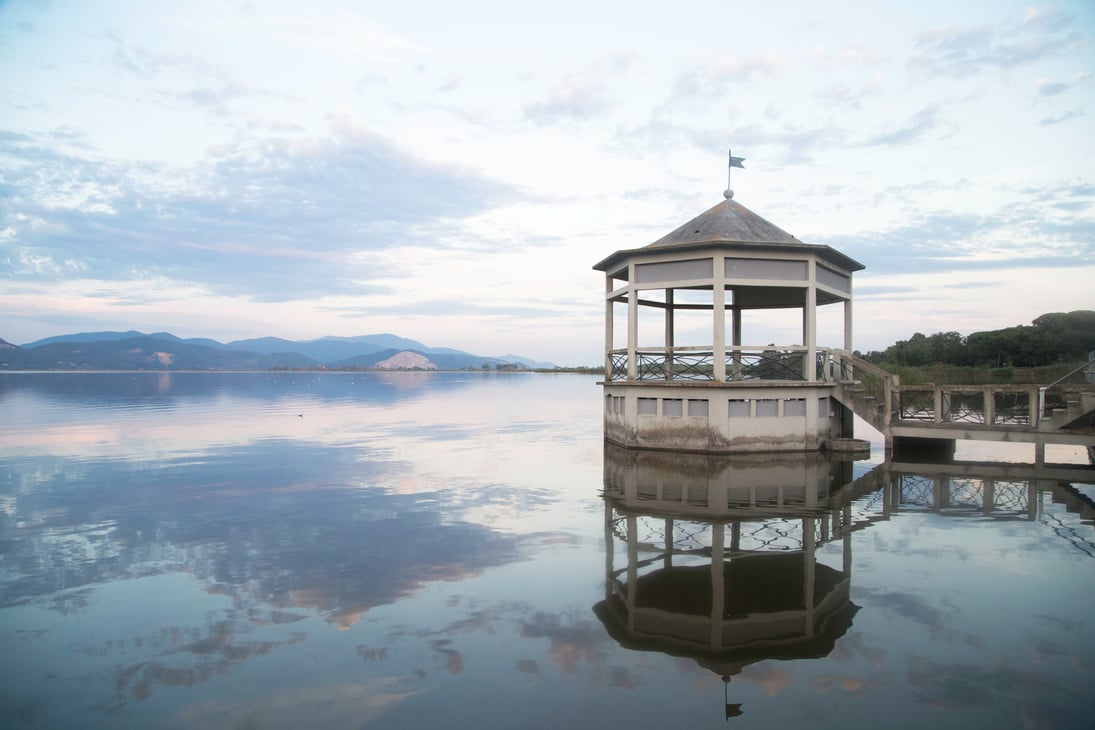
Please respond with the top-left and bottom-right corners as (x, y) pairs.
(627, 264), (638, 381)
(665, 288), (674, 381)
(804, 286), (817, 380)
(604, 274), (614, 378)
(843, 297), (853, 351)
(731, 305), (742, 380)
(713, 256), (726, 382)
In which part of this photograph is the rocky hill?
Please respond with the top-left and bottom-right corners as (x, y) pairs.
(1, 331), (550, 371)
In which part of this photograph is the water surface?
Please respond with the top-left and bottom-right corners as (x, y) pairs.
(1, 372), (1092, 729)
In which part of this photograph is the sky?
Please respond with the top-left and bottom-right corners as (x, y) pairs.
(1, 0), (1093, 365)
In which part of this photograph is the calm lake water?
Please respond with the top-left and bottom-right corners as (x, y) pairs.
(1, 372), (1093, 729)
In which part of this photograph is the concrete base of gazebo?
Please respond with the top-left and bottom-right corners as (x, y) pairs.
(602, 381), (853, 454)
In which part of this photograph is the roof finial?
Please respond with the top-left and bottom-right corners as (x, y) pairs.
(724, 148), (745, 200)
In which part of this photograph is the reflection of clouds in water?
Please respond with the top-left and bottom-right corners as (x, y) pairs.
(905, 654), (1070, 717)
(430, 639), (465, 675)
(856, 588), (987, 648)
(80, 610), (309, 712)
(739, 663), (792, 697)
(812, 674), (883, 700)
(520, 611), (611, 675)
(515, 659), (539, 674)
(826, 631), (888, 670)
(172, 679), (426, 730)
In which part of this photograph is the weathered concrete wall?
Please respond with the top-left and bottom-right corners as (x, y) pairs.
(603, 382), (843, 453)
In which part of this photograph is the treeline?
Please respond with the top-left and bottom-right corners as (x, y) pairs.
(861, 310), (1095, 368)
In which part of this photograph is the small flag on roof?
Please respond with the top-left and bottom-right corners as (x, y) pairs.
(724, 148), (745, 199)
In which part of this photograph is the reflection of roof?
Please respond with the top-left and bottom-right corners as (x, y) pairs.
(593, 592), (859, 676)
(593, 198), (865, 274)
(634, 553), (843, 618)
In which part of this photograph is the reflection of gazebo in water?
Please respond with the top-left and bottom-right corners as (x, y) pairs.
(594, 445), (880, 717)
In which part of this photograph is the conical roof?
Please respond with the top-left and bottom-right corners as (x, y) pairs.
(647, 198), (799, 248)
(592, 197), (864, 274)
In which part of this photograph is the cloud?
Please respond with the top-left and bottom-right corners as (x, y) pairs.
(523, 78), (614, 124)
(813, 73), (884, 111)
(671, 49), (785, 100)
(827, 186), (1095, 276)
(909, 11), (1082, 78)
(1038, 108), (1085, 126)
(865, 104), (953, 147)
(0, 120), (516, 300)
(1035, 71), (1091, 98)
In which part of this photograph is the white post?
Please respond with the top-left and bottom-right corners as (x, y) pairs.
(604, 274), (614, 378)
(665, 288), (674, 381)
(843, 297), (853, 351)
(627, 264), (638, 381)
(731, 305), (742, 380)
(805, 280), (817, 381)
(714, 256), (727, 382)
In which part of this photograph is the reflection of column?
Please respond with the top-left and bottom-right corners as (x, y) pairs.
(804, 518), (816, 637)
(627, 515), (638, 631)
(982, 479), (995, 516)
(710, 523), (725, 648)
(730, 521), (741, 552)
(843, 506), (853, 577)
(933, 476), (945, 512)
(604, 500), (614, 601)
(664, 518), (673, 569)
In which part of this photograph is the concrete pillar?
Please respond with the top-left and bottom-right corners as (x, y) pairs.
(731, 306), (742, 380)
(604, 274), (614, 378)
(844, 297), (853, 351)
(804, 276), (817, 381)
(714, 257), (727, 382)
(627, 264), (638, 381)
(665, 289), (674, 381)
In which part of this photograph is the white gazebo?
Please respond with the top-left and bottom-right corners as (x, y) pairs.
(593, 182), (865, 453)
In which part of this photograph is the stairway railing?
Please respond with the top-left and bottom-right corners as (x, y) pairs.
(1038, 354), (1095, 418)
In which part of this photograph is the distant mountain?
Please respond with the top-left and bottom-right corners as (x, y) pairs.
(493, 353), (557, 370)
(22, 330), (157, 348)
(226, 335), (413, 363)
(330, 349), (513, 371)
(4, 330), (549, 371)
(0, 336), (320, 371)
(22, 330), (229, 350)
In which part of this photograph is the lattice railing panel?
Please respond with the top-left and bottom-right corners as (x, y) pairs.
(899, 390), (936, 421)
(944, 392), (987, 424)
(993, 392), (1030, 425)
